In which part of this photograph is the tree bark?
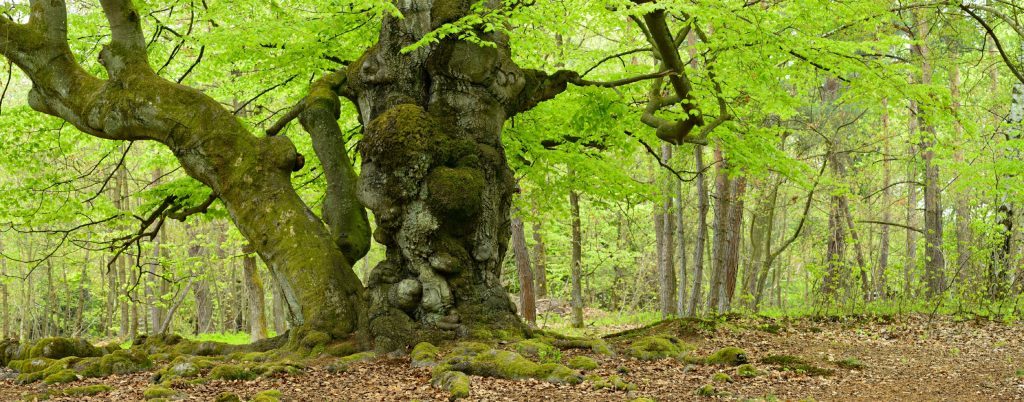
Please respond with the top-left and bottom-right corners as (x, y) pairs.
(569, 189), (584, 328)
(242, 246), (269, 342)
(658, 145), (677, 317)
(709, 146), (730, 313)
(914, 16), (946, 297)
(674, 160), (688, 315)
(876, 98), (892, 298)
(510, 217), (536, 325)
(905, 100), (920, 296)
(687, 146), (709, 317)
(531, 221), (548, 299)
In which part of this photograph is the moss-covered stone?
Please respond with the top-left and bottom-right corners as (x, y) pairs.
(62, 384), (112, 397)
(760, 355), (833, 376)
(19, 391), (52, 401)
(42, 369), (78, 384)
(737, 363), (761, 378)
(28, 338), (100, 359)
(696, 384), (716, 397)
(512, 339), (559, 362)
(14, 356), (79, 384)
(627, 336), (691, 360)
(259, 360), (305, 377)
(536, 363), (584, 384)
(433, 370), (471, 400)
(411, 342), (440, 367)
(705, 347), (748, 366)
(143, 385), (177, 400)
(153, 355), (216, 384)
(566, 355), (598, 370)
(214, 392), (242, 402)
(8, 357), (55, 373)
(711, 372), (733, 383)
(252, 390), (283, 402)
(326, 351), (376, 373)
(74, 349), (153, 377)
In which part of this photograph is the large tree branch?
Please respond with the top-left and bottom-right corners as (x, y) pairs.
(297, 70), (370, 264)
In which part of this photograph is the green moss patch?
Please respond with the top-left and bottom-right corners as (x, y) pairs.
(627, 336), (692, 360)
(433, 370), (471, 399)
(760, 354), (833, 376)
(29, 338), (101, 359)
(411, 342), (440, 367)
(567, 355), (598, 370)
(42, 369), (78, 384)
(512, 339), (559, 362)
(209, 363), (260, 381)
(696, 384), (717, 396)
(836, 357), (866, 370)
(737, 363), (762, 378)
(435, 344), (582, 385)
(214, 392), (242, 402)
(711, 372), (733, 383)
(62, 384), (112, 397)
(252, 390), (283, 402)
(143, 385), (177, 400)
(705, 347), (748, 366)
(587, 374), (636, 391)
(326, 351), (376, 373)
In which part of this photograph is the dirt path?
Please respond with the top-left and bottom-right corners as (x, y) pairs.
(2, 315), (1021, 401)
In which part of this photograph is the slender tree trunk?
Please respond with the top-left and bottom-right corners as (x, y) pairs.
(675, 162), (688, 315)
(914, 16), (945, 297)
(242, 246), (269, 342)
(688, 146), (709, 317)
(0, 237), (8, 339)
(723, 177), (745, 310)
(877, 99), (892, 298)
(906, 100), (920, 297)
(950, 61), (972, 289)
(709, 146), (730, 312)
(569, 189), (584, 328)
(658, 145), (677, 317)
(510, 217), (536, 325)
(531, 221), (548, 299)
(823, 191), (847, 297)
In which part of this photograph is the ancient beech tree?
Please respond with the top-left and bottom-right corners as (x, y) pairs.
(1, 0), (713, 348)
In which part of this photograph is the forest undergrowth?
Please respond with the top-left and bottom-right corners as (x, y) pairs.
(1, 309), (1021, 402)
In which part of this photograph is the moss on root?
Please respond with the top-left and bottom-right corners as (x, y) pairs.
(512, 339), (559, 362)
(433, 343), (582, 385)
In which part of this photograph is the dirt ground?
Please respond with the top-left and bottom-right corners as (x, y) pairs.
(2, 314), (1022, 401)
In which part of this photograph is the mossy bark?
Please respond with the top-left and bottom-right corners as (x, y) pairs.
(349, 0), (568, 348)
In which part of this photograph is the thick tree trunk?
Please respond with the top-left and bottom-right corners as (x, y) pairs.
(822, 192), (847, 298)
(350, 0), (573, 347)
(569, 189), (584, 328)
(687, 146), (709, 317)
(271, 274), (288, 336)
(510, 217), (536, 325)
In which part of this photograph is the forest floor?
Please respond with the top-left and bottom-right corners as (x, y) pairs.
(2, 313), (1023, 401)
